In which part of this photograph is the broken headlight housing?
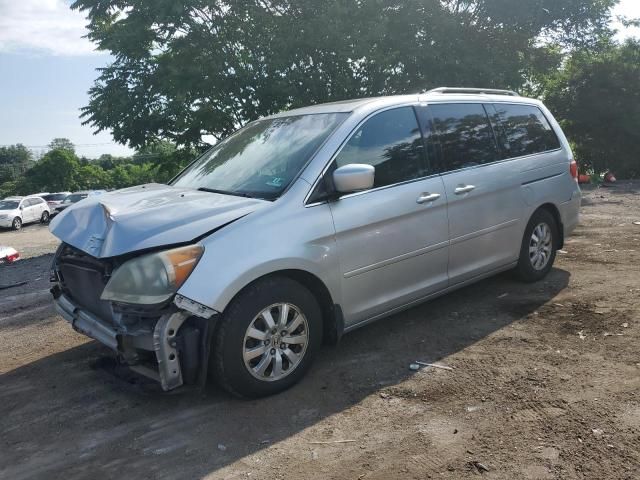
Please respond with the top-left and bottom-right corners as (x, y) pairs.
(101, 245), (204, 305)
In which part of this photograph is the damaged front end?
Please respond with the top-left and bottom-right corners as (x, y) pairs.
(51, 243), (218, 391)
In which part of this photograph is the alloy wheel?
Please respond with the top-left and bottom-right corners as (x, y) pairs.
(529, 222), (552, 270)
(242, 303), (309, 382)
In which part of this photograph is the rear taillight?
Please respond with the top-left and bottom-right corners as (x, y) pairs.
(569, 159), (578, 182)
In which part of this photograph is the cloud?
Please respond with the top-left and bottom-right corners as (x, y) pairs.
(0, 0), (101, 56)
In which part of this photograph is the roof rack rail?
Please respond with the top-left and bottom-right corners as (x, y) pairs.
(426, 87), (520, 97)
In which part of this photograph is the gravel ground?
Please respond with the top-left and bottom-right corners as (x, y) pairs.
(1, 183), (639, 479)
(0, 222), (59, 260)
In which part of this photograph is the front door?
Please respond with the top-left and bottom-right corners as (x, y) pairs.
(328, 106), (450, 326)
(21, 199), (36, 223)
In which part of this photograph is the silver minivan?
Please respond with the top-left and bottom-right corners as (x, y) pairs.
(50, 88), (581, 397)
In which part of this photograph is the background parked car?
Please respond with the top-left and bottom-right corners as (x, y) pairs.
(0, 196), (50, 230)
(53, 190), (107, 216)
(42, 192), (71, 210)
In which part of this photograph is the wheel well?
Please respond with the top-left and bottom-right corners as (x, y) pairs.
(537, 203), (564, 249)
(239, 269), (343, 346)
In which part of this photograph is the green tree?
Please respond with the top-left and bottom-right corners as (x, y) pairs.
(135, 140), (197, 182)
(77, 164), (112, 189)
(48, 138), (76, 153)
(72, 0), (616, 149)
(21, 148), (81, 192)
(543, 40), (640, 178)
(0, 144), (34, 185)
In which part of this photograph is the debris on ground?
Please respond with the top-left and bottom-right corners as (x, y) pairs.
(0, 280), (28, 291)
(497, 293), (508, 299)
(409, 363), (420, 371)
(467, 460), (490, 473)
(578, 330), (586, 340)
(415, 361), (454, 371)
(217, 444), (227, 451)
(308, 440), (356, 445)
(0, 246), (20, 264)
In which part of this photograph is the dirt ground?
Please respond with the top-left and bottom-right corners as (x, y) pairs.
(0, 222), (60, 260)
(1, 184), (639, 480)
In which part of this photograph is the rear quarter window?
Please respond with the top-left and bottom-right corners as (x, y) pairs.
(493, 104), (561, 158)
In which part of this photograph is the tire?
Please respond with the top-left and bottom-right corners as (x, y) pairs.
(12, 217), (22, 230)
(40, 211), (50, 223)
(211, 276), (322, 398)
(515, 209), (558, 283)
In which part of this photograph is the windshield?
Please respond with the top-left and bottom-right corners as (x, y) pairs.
(44, 194), (67, 201)
(63, 194), (88, 204)
(0, 200), (19, 210)
(171, 113), (347, 200)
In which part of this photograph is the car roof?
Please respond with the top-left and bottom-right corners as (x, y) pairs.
(265, 90), (541, 119)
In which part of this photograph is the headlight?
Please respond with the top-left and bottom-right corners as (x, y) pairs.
(101, 245), (204, 304)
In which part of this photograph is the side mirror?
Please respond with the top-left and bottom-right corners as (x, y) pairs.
(19, 205), (24, 210)
(332, 164), (375, 194)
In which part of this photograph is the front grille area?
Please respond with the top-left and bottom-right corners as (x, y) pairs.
(55, 244), (115, 321)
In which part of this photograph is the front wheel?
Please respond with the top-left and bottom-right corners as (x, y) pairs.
(12, 217), (22, 230)
(211, 276), (322, 398)
(515, 209), (558, 283)
(40, 211), (50, 223)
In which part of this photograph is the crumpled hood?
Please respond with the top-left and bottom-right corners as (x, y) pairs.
(49, 183), (269, 258)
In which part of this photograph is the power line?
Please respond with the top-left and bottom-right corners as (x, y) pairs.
(0, 143), (119, 148)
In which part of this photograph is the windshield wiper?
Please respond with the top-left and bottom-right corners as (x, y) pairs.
(197, 187), (254, 199)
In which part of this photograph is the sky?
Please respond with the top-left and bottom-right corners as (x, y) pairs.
(0, 0), (639, 159)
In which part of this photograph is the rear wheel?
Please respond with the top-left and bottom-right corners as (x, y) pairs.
(12, 217), (22, 230)
(515, 209), (558, 282)
(211, 276), (322, 398)
(40, 211), (50, 223)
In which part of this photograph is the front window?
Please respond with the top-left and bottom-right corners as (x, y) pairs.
(171, 113), (347, 200)
(333, 107), (428, 188)
(0, 200), (19, 210)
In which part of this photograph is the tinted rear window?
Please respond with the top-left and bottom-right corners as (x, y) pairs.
(64, 194), (88, 203)
(44, 194), (67, 201)
(493, 104), (561, 158)
(429, 103), (499, 172)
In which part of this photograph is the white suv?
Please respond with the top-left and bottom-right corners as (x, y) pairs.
(0, 196), (51, 230)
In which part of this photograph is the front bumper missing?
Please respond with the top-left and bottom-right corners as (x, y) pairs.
(55, 293), (118, 350)
(54, 293), (194, 391)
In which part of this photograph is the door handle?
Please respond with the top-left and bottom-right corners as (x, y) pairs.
(416, 192), (441, 204)
(454, 184), (475, 195)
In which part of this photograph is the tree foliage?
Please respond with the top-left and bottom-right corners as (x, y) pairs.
(48, 138), (76, 153)
(0, 144), (34, 185)
(0, 139), (196, 197)
(543, 40), (640, 177)
(72, 0), (616, 149)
